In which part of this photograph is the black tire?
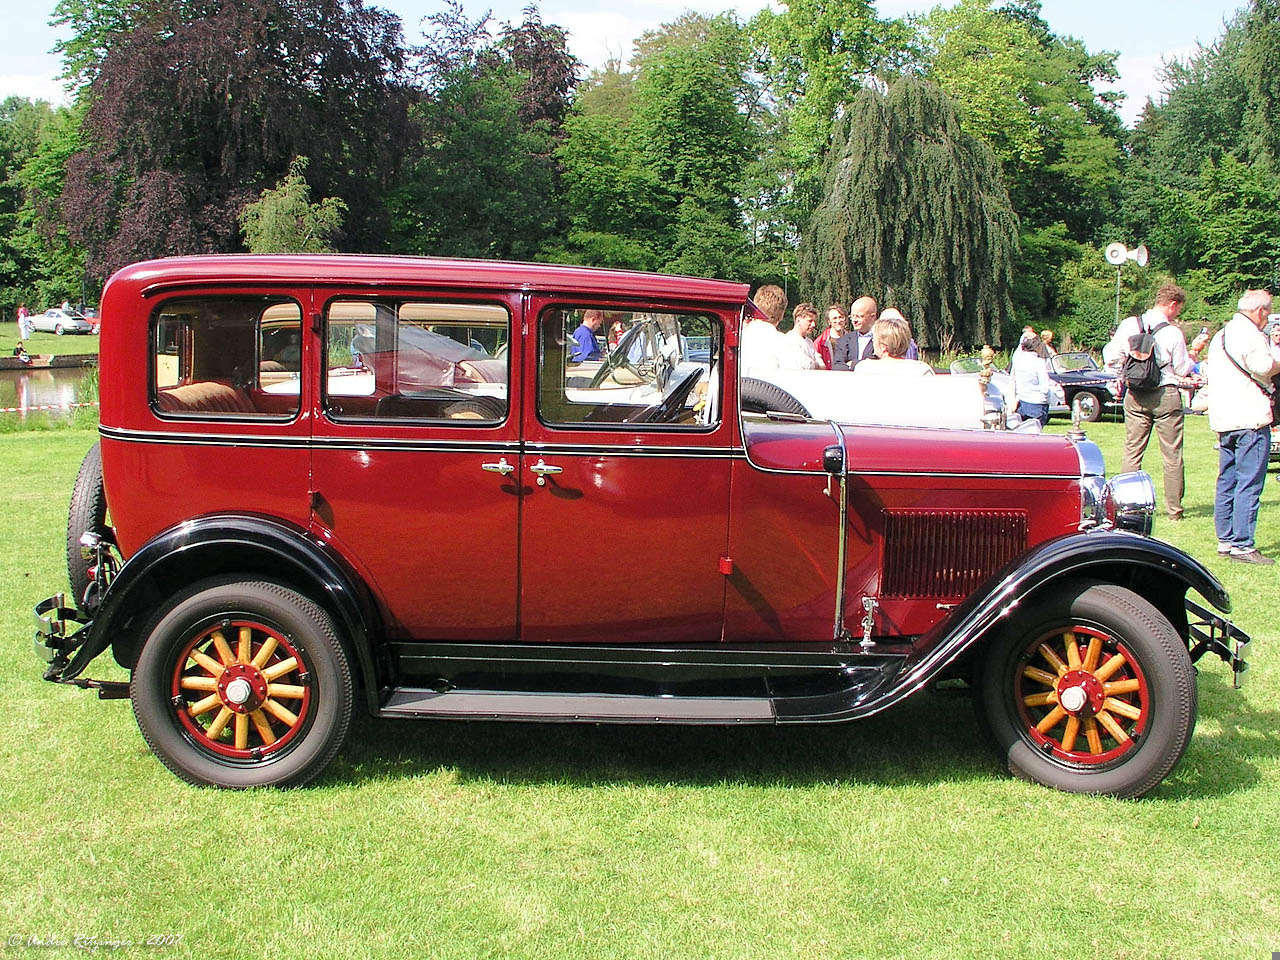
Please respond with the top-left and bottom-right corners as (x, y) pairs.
(55, 323), (65, 335)
(740, 377), (811, 417)
(975, 581), (1195, 798)
(131, 578), (353, 788)
(1071, 389), (1103, 422)
(67, 441), (108, 604)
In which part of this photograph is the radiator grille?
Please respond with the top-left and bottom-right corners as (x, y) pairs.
(881, 509), (1028, 599)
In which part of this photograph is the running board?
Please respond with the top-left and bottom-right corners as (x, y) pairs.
(380, 688), (776, 723)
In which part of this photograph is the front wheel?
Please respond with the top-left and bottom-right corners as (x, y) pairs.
(975, 581), (1195, 798)
(1071, 389), (1102, 422)
(55, 323), (65, 335)
(131, 578), (352, 788)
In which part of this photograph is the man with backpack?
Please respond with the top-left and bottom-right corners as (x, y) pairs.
(1103, 283), (1196, 521)
(1206, 290), (1280, 564)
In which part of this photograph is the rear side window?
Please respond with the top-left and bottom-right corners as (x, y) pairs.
(323, 299), (510, 423)
(151, 297), (302, 419)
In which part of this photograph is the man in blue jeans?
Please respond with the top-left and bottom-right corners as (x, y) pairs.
(1206, 289), (1280, 564)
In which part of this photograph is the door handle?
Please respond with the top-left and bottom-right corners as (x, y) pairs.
(481, 458), (514, 476)
(530, 459), (562, 486)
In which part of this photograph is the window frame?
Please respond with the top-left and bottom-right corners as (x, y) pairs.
(319, 293), (513, 427)
(534, 301), (723, 434)
(148, 293), (305, 423)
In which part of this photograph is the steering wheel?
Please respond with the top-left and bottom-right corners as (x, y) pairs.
(632, 366), (704, 424)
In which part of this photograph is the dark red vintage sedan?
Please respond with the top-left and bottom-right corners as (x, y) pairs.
(33, 255), (1249, 797)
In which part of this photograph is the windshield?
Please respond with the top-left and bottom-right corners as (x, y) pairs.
(1051, 353), (1100, 374)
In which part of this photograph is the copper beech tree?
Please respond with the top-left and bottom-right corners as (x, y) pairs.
(60, 0), (412, 279)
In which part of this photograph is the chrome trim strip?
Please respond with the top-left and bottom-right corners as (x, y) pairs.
(828, 420), (851, 643)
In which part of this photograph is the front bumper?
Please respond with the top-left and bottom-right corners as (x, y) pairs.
(1186, 598), (1252, 688)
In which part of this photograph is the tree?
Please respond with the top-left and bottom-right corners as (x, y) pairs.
(389, 4), (576, 260)
(798, 77), (1019, 347)
(549, 13), (759, 279)
(1193, 155), (1280, 299)
(1, 99), (88, 312)
(60, 0), (412, 279)
(916, 0), (1124, 324)
(238, 157), (347, 253)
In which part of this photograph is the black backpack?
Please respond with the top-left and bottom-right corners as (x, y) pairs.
(1122, 316), (1169, 391)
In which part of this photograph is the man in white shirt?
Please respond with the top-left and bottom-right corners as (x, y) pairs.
(741, 283), (792, 377)
(1207, 289), (1280, 564)
(785, 303), (826, 370)
(1102, 283), (1194, 521)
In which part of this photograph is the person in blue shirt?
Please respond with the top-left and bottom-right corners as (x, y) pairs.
(569, 310), (604, 362)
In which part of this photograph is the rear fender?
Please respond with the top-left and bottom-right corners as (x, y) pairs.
(62, 514), (386, 706)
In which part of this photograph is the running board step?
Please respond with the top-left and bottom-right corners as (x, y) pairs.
(380, 688), (776, 723)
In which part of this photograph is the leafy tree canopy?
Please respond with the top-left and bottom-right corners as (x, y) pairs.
(60, 0), (412, 279)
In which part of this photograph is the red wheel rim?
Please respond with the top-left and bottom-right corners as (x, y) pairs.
(171, 619), (313, 759)
(1014, 625), (1149, 766)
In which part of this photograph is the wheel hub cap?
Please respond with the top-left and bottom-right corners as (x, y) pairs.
(216, 661), (269, 714)
(225, 678), (252, 705)
(1056, 669), (1105, 717)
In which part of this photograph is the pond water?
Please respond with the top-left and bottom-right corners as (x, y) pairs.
(0, 364), (96, 418)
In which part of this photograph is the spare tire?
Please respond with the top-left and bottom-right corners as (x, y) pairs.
(740, 377), (811, 417)
(67, 441), (108, 604)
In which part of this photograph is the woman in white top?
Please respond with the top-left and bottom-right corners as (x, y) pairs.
(853, 314), (933, 376)
(1011, 332), (1051, 425)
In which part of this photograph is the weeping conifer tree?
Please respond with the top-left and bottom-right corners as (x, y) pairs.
(798, 77), (1019, 347)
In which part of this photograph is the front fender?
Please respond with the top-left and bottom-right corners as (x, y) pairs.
(863, 530), (1229, 719)
(61, 514), (384, 704)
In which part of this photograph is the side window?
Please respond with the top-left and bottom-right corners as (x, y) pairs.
(151, 297), (302, 419)
(324, 299), (509, 423)
(538, 306), (720, 429)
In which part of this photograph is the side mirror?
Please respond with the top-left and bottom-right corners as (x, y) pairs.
(822, 444), (845, 475)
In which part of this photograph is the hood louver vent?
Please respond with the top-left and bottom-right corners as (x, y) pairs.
(881, 509), (1028, 599)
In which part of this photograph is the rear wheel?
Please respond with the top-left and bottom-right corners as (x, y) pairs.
(131, 578), (352, 788)
(975, 581), (1195, 798)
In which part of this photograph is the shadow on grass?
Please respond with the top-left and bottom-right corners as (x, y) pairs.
(328, 688), (1001, 791)
(320, 671), (1272, 798)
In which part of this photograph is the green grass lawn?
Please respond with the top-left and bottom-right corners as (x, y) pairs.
(1, 420), (1277, 959)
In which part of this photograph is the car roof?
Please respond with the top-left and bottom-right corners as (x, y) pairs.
(109, 255), (751, 306)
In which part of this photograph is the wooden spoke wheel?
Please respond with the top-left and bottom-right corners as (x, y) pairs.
(976, 581), (1196, 799)
(1014, 626), (1148, 766)
(173, 619), (313, 759)
(131, 578), (352, 788)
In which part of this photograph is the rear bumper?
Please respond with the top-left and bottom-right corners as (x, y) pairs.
(32, 594), (128, 697)
(33, 594), (91, 676)
(1186, 598), (1252, 688)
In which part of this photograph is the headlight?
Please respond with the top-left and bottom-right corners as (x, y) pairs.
(1102, 472), (1156, 535)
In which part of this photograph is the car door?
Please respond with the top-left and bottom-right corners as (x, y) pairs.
(518, 294), (734, 644)
(309, 288), (521, 642)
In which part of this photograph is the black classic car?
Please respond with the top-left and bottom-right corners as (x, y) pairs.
(1048, 352), (1123, 422)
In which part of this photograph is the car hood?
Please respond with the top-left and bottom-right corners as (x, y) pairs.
(741, 417), (1085, 478)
